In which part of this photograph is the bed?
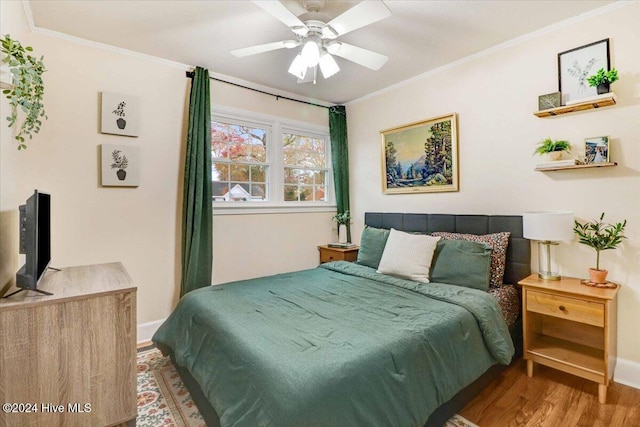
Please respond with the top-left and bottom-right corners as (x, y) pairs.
(153, 213), (530, 427)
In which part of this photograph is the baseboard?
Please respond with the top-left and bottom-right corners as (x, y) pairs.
(137, 319), (166, 344)
(615, 358), (640, 390)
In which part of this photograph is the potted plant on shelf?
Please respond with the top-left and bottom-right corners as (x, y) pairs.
(573, 212), (627, 284)
(534, 138), (571, 161)
(1, 34), (47, 150)
(332, 210), (351, 244)
(587, 68), (619, 95)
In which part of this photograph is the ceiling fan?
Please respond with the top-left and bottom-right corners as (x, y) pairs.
(230, 0), (391, 83)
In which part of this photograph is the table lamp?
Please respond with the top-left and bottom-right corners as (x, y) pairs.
(523, 211), (574, 280)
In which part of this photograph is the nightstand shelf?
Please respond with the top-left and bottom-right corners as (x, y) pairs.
(519, 274), (618, 404)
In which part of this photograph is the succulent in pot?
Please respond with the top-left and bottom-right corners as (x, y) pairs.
(573, 212), (626, 284)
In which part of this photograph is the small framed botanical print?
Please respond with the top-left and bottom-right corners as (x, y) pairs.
(558, 39), (610, 105)
(101, 92), (139, 137)
(101, 144), (140, 186)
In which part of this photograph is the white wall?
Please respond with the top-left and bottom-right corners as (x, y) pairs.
(0, 2), (332, 325)
(347, 3), (640, 377)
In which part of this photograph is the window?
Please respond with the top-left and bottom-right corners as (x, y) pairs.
(211, 110), (332, 212)
(211, 121), (269, 202)
(283, 132), (328, 202)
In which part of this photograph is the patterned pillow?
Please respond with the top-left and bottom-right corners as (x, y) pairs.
(431, 231), (510, 287)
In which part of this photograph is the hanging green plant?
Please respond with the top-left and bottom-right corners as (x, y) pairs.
(1, 34), (47, 150)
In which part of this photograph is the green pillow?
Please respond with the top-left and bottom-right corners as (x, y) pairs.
(430, 240), (492, 291)
(356, 226), (390, 269)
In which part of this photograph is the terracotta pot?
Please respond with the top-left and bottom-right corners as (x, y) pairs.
(589, 268), (608, 284)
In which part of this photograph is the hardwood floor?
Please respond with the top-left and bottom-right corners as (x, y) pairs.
(459, 358), (640, 427)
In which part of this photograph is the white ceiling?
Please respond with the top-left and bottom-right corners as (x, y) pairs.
(27, 0), (615, 105)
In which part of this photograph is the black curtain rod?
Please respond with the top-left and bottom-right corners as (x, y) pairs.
(186, 71), (331, 110)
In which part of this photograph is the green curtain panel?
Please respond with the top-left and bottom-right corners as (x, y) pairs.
(181, 67), (213, 296)
(329, 105), (351, 242)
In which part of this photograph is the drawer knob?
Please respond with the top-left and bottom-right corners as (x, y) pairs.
(559, 305), (566, 311)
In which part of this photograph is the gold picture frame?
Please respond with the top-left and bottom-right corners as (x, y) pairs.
(381, 113), (458, 194)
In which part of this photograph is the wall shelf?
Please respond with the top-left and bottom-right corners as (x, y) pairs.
(534, 93), (616, 118)
(535, 162), (617, 172)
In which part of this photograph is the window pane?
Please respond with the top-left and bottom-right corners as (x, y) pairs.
(212, 121), (267, 163)
(212, 162), (229, 182)
(313, 170), (326, 185)
(250, 184), (267, 200)
(283, 133), (325, 167)
(250, 165), (267, 183)
(230, 164), (249, 182)
(284, 185), (298, 202)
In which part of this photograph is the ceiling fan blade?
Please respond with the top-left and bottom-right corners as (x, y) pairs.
(324, 0), (391, 37)
(253, 1), (306, 29)
(230, 40), (299, 57)
(331, 42), (388, 70)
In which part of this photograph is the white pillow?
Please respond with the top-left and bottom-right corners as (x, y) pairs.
(377, 229), (441, 283)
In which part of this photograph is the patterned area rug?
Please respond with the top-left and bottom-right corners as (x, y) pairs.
(136, 346), (478, 427)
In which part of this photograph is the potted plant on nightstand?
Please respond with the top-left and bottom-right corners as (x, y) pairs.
(573, 212), (627, 285)
(332, 210), (351, 244)
(587, 68), (619, 95)
(534, 138), (571, 161)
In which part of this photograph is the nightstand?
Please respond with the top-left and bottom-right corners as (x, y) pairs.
(519, 274), (619, 403)
(317, 245), (359, 264)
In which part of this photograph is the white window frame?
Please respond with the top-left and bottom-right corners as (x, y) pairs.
(212, 106), (335, 215)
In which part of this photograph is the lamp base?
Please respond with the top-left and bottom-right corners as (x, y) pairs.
(538, 271), (561, 281)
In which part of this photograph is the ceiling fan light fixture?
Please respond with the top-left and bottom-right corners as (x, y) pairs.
(319, 52), (339, 79)
(288, 54), (307, 80)
(321, 25), (339, 39)
(301, 39), (320, 67)
(291, 25), (309, 37)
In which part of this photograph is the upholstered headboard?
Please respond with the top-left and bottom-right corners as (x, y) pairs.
(364, 212), (531, 285)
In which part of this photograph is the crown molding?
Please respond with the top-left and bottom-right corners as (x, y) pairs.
(347, 1), (635, 106)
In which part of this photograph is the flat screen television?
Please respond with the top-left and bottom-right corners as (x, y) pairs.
(6, 190), (54, 297)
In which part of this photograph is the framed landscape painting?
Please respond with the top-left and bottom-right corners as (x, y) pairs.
(381, 113), (458, 194)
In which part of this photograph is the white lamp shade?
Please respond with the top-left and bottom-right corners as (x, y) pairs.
(523, 211), (574, 242)
(319, 52), (340, 79)
(288, 54), (307, 80)
(300, 40), (320, 67)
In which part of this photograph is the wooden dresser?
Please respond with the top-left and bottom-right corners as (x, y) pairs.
(519, 274), (618, 404)
(0, 262), (137, 426)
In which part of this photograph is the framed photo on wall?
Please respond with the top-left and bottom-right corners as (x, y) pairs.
(558, 39), (610, 105)
(381, 113), (458, 194)
(584, 136), (609, 164)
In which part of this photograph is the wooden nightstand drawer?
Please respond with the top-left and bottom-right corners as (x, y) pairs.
(318, 245), (359, 264)
(526, 290), (604, 327)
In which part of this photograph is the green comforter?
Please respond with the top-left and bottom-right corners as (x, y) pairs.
(153, 261), (514, 427)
